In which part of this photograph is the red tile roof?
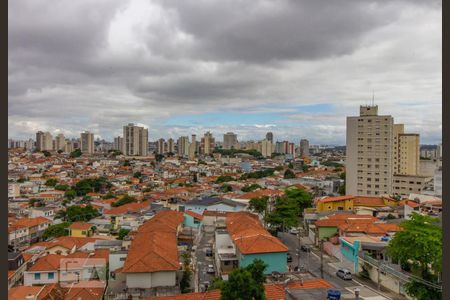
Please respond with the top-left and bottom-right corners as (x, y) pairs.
(104, 200), (150, 215)
(69, 222), (93, 230)
(122, 211), (184, 273)
(319, 195), (354, 203)
(184, 210), (204, 220)
(226, 212), (288, 254)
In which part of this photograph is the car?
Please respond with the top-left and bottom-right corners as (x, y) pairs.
(287, 253), (293, 262)
(300, 245), (311, 252)
(205, 248), (213, 257)
(336, 268), (352, 280)
(207, 264), (215, 274)
(289, 228), (299, 235)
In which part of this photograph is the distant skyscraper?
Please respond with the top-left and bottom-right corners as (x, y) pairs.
(167, 138), (175, 154)
(157, 138), (166, 154)
(80, 131), (94, 154)
(177, 136), (190, 157)
(114, 136), (123, 152)
(300, 139), (310, 158)
(266, 132), (273, 143)
(201, 131), (215, 155)
(189, 134), (197, 160)
(36, 131), (53, 151)
(123, 123), (149, 156)
(55, 134), (65, 151)
(223, 132), (238, 149)
(261, 139), (274, 157)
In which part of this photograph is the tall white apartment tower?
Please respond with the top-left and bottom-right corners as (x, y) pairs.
(346, 105), (394, 196)
(223, 132), (238, 149)
(123, 123), (149, 156)
(55, 134), (66, 151)
(80, 131), (95, 154)
(299, 139), (310, 158)
(177, 136), (190, 157)
(36, 131), (53, 151)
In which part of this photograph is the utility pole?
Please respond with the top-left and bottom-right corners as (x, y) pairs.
(320, 239), (324, 279)
(297, 230), (301, 269)
(377, 261), (381, 291)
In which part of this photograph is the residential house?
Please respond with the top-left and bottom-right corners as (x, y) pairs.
(8, 252), (27, 288)
(69, 222), (95, 237)
(184, 197), (246, 215)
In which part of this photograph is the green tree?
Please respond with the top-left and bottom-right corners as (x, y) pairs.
(57, 149), (64, 154)
(220, 184), (233, 193)
(102, 192), (115, 199)
(42, 150), (51, 157)
(117, 228), (130, 240)
(29, 198), (43, 207)
(216, 175), (235, 183)
(45, 178), (58, 187)
(338, 185), (345, 196)
(220, 259), (267, 300)
(274, 166), (284, 171)
(180, 252), (193, 293)
(248, 196), (268, 215)
(241, 184), (262, 192)
(55, 184), (70, 191)
(155, 154), (164, 162)
(387, 213), (442, 300)
(283, 169), (296, 179)
(284, 187), (313, 213)
(265, 197), (299, 232)
(133, 172), (142, 178)
(42, 222), (70, 240)
(208, 277), (225, 291)
(64, 189), (77, 200)
(17, 177), (27, 183)
(301, 165), (309, 172)
(70, 148), (82, 158)
(288, 162), (294, 169)
(112, 195), (137, 207)
(65, 205), (100, 222)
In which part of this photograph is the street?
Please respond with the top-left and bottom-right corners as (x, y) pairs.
(194, 229), (216, 291)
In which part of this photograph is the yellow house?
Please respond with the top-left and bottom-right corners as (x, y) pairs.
(316, 195), (355, 212)
(316, 195), (399, 213)
(68, 222), (94, 237)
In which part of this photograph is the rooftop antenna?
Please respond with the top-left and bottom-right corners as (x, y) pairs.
(372, 90), (375, 106)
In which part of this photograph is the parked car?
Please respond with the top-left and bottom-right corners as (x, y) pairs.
(207, 264), (215, 274)
(287, 253), (293, 262)
(300, 245), (311, 252)
(205, 248), (213, 257)
(289, 228), (299, 235)
(336, 268), (352, 280)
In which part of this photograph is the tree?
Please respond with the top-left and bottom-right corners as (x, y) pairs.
(288, 162), (294, 169)
(57, 149), (64, 154)
(220, 260), (267, 300)
(112, 195), (137, 207)
(42, 222), (70, 240)
(64, 189), (77, 200)
(284, 187), (312, 214)
(301, 165), (309, 173)
(133, 172), (142, 179)
(241, 184), (262, 192)
(65, 205), (100, 222)
(216, 175), (235, 183)
(45, 178), (58, 187)
(17, 177), (27, 183)
(70, 148), (82, 158)
(283, 169), (296, 179)
(29, 198), (44, 207)
(208, 277), (225, 291)
(265, 197), (299, 232)
(249, 196), (268, 215)
(102, 192), (115, 199)
(42, 150), (51, 157)
(245, 259), (267, 286)
(55, 184), (70, 191)
(180, 252), (192, 293)
(117, 228), (130, 240)
(73, 177), (112, 196)
(387, 213), (442, 300)
(220, 184), (232, 193)
(155, 154), (164, 162)
(338, 185), (345, 195)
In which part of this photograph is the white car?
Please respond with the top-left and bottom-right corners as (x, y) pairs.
(289, 228), (299, 235)
(207, 264), (215, 274)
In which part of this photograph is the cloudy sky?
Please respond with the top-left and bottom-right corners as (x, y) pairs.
(9, 0), (442, 145)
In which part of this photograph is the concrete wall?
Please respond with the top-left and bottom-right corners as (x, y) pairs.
(126, 271), (176, 289)
(318, 227), (338, 240)
(239, 252), (287, 274)
(183, 215), (202, 229)
(24, 271), (58, 286)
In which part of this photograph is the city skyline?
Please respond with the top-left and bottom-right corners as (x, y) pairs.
(9, 0), (442, 144)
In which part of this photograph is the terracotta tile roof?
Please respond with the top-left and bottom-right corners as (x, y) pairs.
(319, 195), (354, 203)
(104, 200), (150, 215)
(399, 200), (419, 208)
(65, 281), (106, 300)
(226, 212), (288, 254)
(287, 278), (334, 289)
(353, 196), (388, 207)
(122, 211), (184, 273)
(8, 286), (46, 300)
(45, 236), (108, 251)
(184, 210), (204, 220)
(69, 222), (93, 230)
(28, 254), (62, 272)
(11, 216), (52, 228)
(237, 189), (284, 200)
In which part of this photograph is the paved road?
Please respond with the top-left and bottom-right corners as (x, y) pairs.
(195, 230), (216, 291)
(278, 232), (360, 290)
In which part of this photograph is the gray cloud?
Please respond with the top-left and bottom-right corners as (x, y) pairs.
(8, 0), (441, 144)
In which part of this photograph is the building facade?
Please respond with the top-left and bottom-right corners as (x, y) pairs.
(223, 132), (238, 150)
(80, 131), (94, 154)
(123, 123), (149, 156)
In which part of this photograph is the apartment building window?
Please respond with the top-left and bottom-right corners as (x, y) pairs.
(34, 273), (41, 280)
(367, 184), (371, 188)
(367, 191), (371, 194)
(48, 273), (54, 280)
(375, 185), (380, 188)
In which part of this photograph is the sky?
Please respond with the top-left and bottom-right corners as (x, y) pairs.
(8, 0), (442, 145)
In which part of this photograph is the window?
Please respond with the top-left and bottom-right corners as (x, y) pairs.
(120, 257), (126, 261)
(81, 231), (86, 235)
(48, 272), (54, 279)
(34, 273), (41, 280)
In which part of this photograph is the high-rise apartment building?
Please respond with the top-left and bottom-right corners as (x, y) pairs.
(346, 105), (429, 197)
(266, 132), (273, 143)
(177, 136), (190, 157)
(123, 123), (149, 156)
(167, 138), (175, 154)
(114, 136), (123, 152)
(80, 131), (95, 154)
(157, 138), (166, 154)
(55, 134), (65, 151)
(223, 132), (238, 149)
(201, 131), (215, 155)
(188, 135), (197, 160)
(261, 139), (274, 157)
(36, 131), (53, 151)
(300, 139), (310, 157)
